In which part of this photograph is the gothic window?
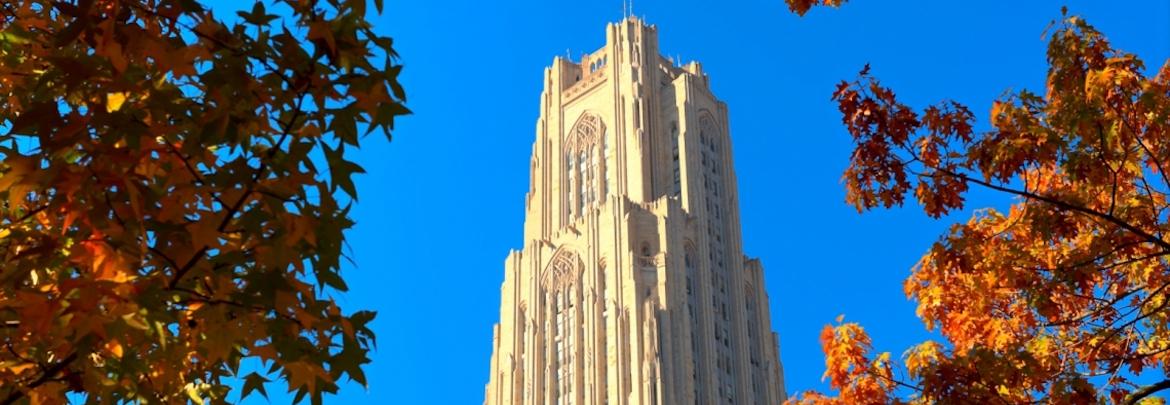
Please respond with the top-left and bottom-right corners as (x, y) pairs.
(565, 114), (607, 220)
(555, 290), (572, 405)
(588, 149), (598, 203)
(671, 121), (681, 196)
(566, 155), (575, 217)
(542, 248), (580, 405)
(602, 130), (610, 195)
(578, 151), (587, 214)
(700, 113), (723, 205)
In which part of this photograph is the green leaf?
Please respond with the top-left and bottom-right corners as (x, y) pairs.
(350, 310), (378, 344)
(348, 0), (366, 18)
(241, 372), (270, 400)
(373, 101), (410, 141)
(0, 30), (31, 45)
(238, 1), (279, 26)
(317, 268), (349, 292)
(331, 109), (358, 146)
(385, 64), (406, 101)
(321, 142), (366, 200)
(370, 35), (395, 56)
(331, 338), (369, 386)
(176, 0), (205, 12)
(292, 388), (308, 405)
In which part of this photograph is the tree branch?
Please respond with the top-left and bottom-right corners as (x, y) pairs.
(1, 352), (78, 405)
(932, 167), (1170, 251)
(166, 95), (306, 290)
(1122, 379), (1170, 405)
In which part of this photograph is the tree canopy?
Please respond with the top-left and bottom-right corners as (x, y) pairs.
(0, 0), (406, 403)
(785, 6), (1170, 405)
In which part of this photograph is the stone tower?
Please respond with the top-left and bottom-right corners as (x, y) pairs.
(484, 18), (785, 405)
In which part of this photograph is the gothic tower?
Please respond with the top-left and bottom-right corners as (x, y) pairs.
(485, 18), (785, 405)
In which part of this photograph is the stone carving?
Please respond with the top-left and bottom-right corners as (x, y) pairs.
(543, 248), (581, 291)
(637, 253), (664, 270)
(566, 113), (604, 153)
(699, 111), (720, 137)
(637, 255), (655, 268)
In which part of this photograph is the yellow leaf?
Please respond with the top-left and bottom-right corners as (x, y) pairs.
(0, 156), (34, 191)
(106, 340), (124, 358)
(122, 313), (150, 331)
(185, 383), (204, 403)
(1, 361), (35, 375)
(106, 92), (128, 112)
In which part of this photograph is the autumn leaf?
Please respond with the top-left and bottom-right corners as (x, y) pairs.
(0, 0), (407, 403)
(241, 372), (271, 400)
(106, 92), (128, 112)
(785, 0), (849, 16)
(787, 11), (1170, 405)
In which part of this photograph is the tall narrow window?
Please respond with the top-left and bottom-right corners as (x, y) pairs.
(671, 122), (681, 196)
(544, 249), (580, 405)
(578, 152), (587, 213)
(588, 149), (597, 204)
(602, 133), (610, 196)
(567, 155), (575, 218)
(565, 113), (606, 220)
(555, 291), (576, 405)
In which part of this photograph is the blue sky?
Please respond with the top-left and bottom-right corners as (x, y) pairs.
(200, 0), (1170, 403)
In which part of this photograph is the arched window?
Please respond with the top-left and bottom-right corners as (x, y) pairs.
(700, 113), (723, 208)
(565, 114), (607, 220)
(543, 248), (580, 405)
(555, 290), (572, 405)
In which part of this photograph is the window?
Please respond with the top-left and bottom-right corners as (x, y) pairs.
(578, 151), (587, 213)
(555, 291), (573, 405)
(602, 133), (610, 195)
(671, 122), (681, 196)
(565, 114), (606, 220)
(588, 149), (597, 203)
(567, 155), (575, 216)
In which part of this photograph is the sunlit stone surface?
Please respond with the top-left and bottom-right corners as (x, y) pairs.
(485, 18), (785, 405)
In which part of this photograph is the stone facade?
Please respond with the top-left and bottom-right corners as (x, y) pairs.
(485, 18), (785, 405)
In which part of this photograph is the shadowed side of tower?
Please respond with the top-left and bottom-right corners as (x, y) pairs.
(485, 18), (786, 405)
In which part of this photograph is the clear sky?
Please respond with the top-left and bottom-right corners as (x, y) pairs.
(200, 0), (1169, 403)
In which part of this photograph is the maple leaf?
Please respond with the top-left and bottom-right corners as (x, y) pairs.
(0, 0), (406, 403)
(787, 10), (1170, 405)
(785, 0), (849, 16)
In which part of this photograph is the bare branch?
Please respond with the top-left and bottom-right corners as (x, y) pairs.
(1122, 379), (1170, 405)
